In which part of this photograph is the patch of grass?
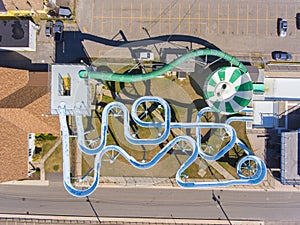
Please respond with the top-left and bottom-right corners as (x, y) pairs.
(82, 156), (94, 176)
(45, 145), (63, 173)
(32, 138), (59, 161)
(230, 121), (252, 151)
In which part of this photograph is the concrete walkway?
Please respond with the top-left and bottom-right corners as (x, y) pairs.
(39, 138), (62, 181)
(0, 213), (264, 225)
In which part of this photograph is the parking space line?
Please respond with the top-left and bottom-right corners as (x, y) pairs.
(227, 3), (229, 34)
(218, 4), (220, 34)
(295, 4), (296, 34)
(256, 3), (258, 35)
(169, 3), (171, 33)
(101, 0), (104, 32)
(198, 2), (200, 34)
(276, 4), (278, 20)
(130, 0), (132, 33)
(208, 3), (210, 34)
(111, 0), (114, 32)
(120, 1), (123, 30)
(246, 4), (249, 35)
(140, 1), (142, 33)
(188, 0), (191, 34)
(178, 3), (181, 33)
(94, 15), (276, 21)
(90, 0), (94, 32)
(266, 4), (268, 36)
(286, 4), (288, 19)
(237, 4), (239, 35)
(160, 2), (162, 33)
(149, 0), (152, 33)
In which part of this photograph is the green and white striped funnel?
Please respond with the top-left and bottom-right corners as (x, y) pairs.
(204, 66), (253, 114)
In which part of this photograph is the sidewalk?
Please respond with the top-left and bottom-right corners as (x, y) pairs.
(40, 138), (62, 181)
(0, 213), (264, 225)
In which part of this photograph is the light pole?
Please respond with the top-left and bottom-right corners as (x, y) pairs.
(212, 191), (232, 225)
(86, 196), (101, 224)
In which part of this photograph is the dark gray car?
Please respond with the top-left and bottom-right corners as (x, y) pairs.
(54, 20), (64, 42)
(272, 51), (292, 61)
(45, 20), (53, 37)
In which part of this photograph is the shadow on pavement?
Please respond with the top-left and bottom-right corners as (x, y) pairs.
(0, 51), (48, 71)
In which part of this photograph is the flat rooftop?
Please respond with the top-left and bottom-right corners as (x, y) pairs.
(265, 77), (300, 100)
(0, 20), (30, 48)
(281, 131), (300, 185)
(50, 64), (90, 116)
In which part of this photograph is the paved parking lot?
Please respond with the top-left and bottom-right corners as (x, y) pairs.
(76, 0), (300, 60)
(78, 0), (299, 37)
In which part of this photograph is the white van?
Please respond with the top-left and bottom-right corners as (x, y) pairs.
(138, 52), (154, 61)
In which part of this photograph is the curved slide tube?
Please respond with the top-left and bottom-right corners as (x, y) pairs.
(78, 49), (247, 82)
(76, 97), (171, 155)
(58, 97), (266, 197)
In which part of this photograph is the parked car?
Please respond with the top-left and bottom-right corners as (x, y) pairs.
(271, 51), (292, 61)
(296, 13), (300, 29)
(54, 20), (64, 42)
(138, 52), (154, 61)
(59, 6), (72, 18)
(277, 18), (288, 37)
(45, 20), (53, 37)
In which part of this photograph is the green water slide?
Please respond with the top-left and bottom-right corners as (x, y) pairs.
(79, 49), (248, 82)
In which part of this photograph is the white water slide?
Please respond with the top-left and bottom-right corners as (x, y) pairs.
(58, 96), (266, 198)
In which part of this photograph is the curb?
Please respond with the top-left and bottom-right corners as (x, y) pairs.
(0, 214), (264, 225)
(1, 180), (49, 186)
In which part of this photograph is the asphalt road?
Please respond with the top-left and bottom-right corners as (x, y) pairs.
(0, 184), (300, 222)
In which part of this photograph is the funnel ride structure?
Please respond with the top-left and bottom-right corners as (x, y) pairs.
(204, 66), (253, 114)
(57, 49), (266, 197)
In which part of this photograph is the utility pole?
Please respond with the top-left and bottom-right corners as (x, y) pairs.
(86, 196), (101, 224)
(212, 191), (232, 225)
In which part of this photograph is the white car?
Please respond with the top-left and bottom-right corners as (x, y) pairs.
(278, 18), (287, 37)
(138, 52), (154, 61)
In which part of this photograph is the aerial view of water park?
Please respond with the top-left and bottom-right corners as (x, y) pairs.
(52, 41), (267, 197)
(2, 0), (300, 224)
